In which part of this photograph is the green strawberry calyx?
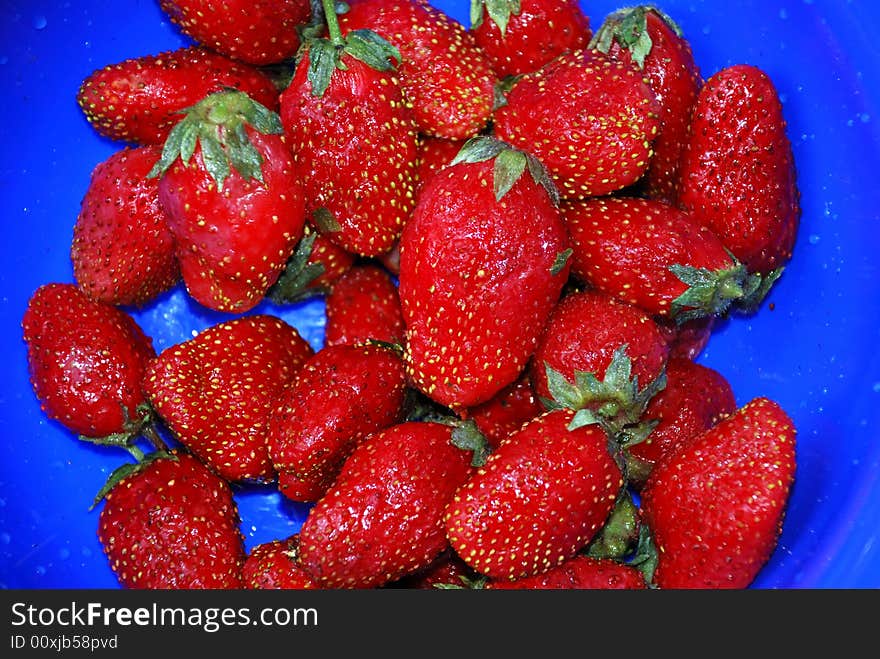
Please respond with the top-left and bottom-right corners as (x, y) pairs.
(89, 450), (178, 511)
(470, 0), (522, 36)
(266, 231), (327, 305)
(451, 136), (560, 205)
(147, 88), (283, 192)
(403, 389), (491, 467)
(590, 5), (684, 69)
(304, 0), (401, 98)
(540, 344), (667, 437)
(78, 403), (168, 456)
(669, 256), (784, 324)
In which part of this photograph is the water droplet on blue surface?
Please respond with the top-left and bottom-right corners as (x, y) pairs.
(873, 382), (880, 393)
(35, 565), (46, 576)
(779, 8), (788, 19)
(808, 234), (821, 245)
(0, 532), (10, 545)
(32, 15), (47, 30)
(59, 547), (70, 560)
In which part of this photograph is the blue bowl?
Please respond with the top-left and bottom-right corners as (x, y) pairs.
(1, 0), (878, 589)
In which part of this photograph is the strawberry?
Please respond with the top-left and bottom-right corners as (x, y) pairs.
(96, 451), (245, 589)
(22, 283), (156, 440)
(298, 421), (478, 588)
(267, 343), (407, 501)
(445, 409), (623, 581)
(466, 372), (543, 449)
(267, 225), (356, 304)
(592, 6), (702, 202)
(150, 89), (306, 312)
(242, 535), (318, 589)
(392, 549), (481, 589)
(71, 145), (180, 308)
(158, 0), (311, 66)
(279, 7), (418, 257)
(278, 470), (334, 504)
(640, 397), (796, 589)
(470, 0), (591, 79)
(531, 289), (669, 434)
(339, 0), (497, 139)
(487, 555), (646, 589)
(678, 64), (799, 275)
(378, 241), (402, 276)
(563, 197), (781, 322)
(77, 47), (279, 145)
(415, 136), (466, 197)
(143, 315), (314, 483)
(399, 137), (570, 410)
(324, 264), (405, 348)
(656, 315), (715, 361)
(626, 357), (736, 487)
(493, 48), (660, 199)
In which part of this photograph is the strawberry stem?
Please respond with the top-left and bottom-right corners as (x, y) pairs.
(322, 0), (345, 46)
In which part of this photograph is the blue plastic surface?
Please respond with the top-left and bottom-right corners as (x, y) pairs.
(1, 0), (878, 589)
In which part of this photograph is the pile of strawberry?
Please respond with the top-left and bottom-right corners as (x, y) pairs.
(21, 0), (799, 590)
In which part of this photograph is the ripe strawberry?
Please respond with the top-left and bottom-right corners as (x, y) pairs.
(531, 289), (669, 433)
(626, 357), (736, 486)
(466, 372), (542, 449)
(656, 315), (715, 361)
(143, 315), (314, 483)
(493, 48), (660, 199)
(77, 47), (279, 145)
(279, 11), (418, 257)
(678, 64), (799, 275)
(415, 136), (466, 197)
(640, 397), (796, 589)
(97, 451), (245, 589)
(324, 265), (405, 348)
(392, 549), (481, 589)
(267, 225), (357, 304)
(445, 409), (623, 581)
(470, 0), (591, 79)
(339, 0), (497, 138)
(592, 6), (702, 202)
(487, 555), (646, 589)
(563, 197), (781, 322)
(267, 343), (407, 501)
(399, 137), (570, 410)
(242, 535), (318, 589)
(71, 145), (179, 307)
(298, 421), (477, 588)
(378, 241), (402, 276)
(151, 89), (306, 312)
(158, 0), (311, 66)
(22, 283), (156, 440)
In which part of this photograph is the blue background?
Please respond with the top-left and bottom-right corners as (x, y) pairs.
(1, 0), (879, 588)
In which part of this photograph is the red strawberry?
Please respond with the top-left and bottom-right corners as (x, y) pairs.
(415, 136), (466, 197)
(242, 535), (318, 589)
(338, 0), (497, 138)
(279, 13), (418, 257)
(158, 0), (311, 66)
(466, 372), (543, 449)
(445, 409), (623, 581)
(399, 137), (570, 410)
(564, 197), (781, 322)
(656, 315), (715, 361)
(640, 397), (796, 588)
(298, 421), (477, 588)
(678, 64), (799, 274)
(22, 283), (155, 439)
(77, 47), (279, 145)
(531, 289), (669, 433)
(626, 357), (736, 486)
(470, 0), (591, 79)
(267, 343), (407, 501)
(278, 470), (334, 504)
(268, 225), (357, 304)
(392, 549), (481, 589)
(71, 145), (180, 307)
(493, 48), (660, 199)
(324, 265), (405, 348)
(487, 555), (646, 590)
(143, 315), (314, 483)
(378, 241), (402, 276)
(97, 451), (245, 589)
(151, 89), (306, 312)
(592, 6), (702, 202)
